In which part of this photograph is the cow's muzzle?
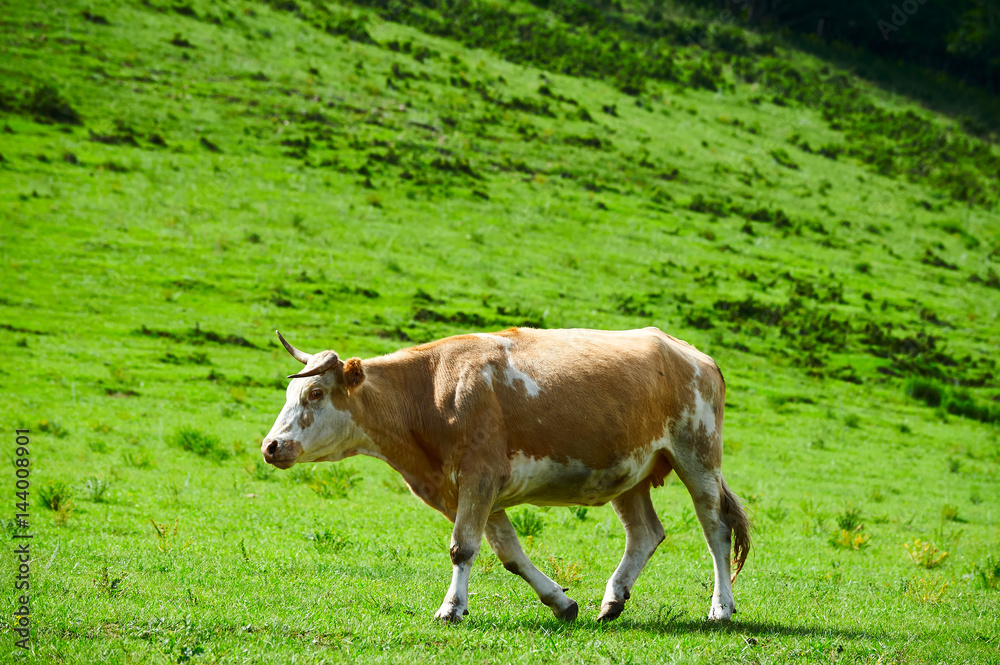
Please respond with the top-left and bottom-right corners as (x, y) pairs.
(261, 438), (303, 469)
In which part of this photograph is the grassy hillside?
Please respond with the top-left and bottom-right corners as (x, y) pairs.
(1, 0), (999, 662)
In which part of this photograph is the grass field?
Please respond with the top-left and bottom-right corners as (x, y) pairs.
(1, 0), (999, 662)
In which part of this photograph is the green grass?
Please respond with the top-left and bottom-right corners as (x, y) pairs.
(1, 0), (999, 662)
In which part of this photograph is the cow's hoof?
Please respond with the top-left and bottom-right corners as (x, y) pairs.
(596, 600), (625, 623)
(707, 604), (734, 621)
(434, 605), (466, 623)
(553, 598), (578, 622)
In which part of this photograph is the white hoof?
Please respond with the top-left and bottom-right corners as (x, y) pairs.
(707, 603), (734, 621)
(434, 603), (468, 623)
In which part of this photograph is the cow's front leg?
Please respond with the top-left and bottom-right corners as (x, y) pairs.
(434, 481), (496, 623)
(486, 510), (578, 621)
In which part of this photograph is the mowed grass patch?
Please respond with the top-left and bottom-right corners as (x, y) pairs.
(0, 0), (998, 662)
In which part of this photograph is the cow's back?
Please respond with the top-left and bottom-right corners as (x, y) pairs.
(426, 327), (719, 466)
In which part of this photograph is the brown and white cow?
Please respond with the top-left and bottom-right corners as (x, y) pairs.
(262, 326), (750, 623)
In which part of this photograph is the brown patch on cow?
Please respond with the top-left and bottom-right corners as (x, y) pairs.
(343, 357), (365, 391)
(297, 408), (314, 429)
(695, 432), (722, 469)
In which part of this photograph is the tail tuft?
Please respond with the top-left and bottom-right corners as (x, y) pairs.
(721, 477), (751, 583)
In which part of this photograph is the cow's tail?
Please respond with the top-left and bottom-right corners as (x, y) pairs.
(721, 476), (751, 583)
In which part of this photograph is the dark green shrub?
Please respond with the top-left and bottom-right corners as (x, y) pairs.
(510, 508), (543, 537)
(0, 86), (14, 111)
(687, 63), (720, 91)
(769, 147), (799, 170)
(38, 481), (74, 511)
(818, 143), (844, 159)
(944, 390), (1000, 423)
(171, 427), (231, 462)
(977, 556), (1000, 590)
(325, 15), (376, 45)
(836, 504), (863, 531)
(304, 524), (351, 552)
(81, 10), (110, 25)
(25, 85), (81, 125)
(906, 378), (943, 407)
(688, 193), (729, 217)
(905, 379), (1000, 424)
(37, 419), (69, 438)
(169, 33), (195, 48)
(710, 25), (748, 54)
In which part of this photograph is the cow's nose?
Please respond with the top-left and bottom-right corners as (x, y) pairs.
(261, 437), (302, 468)
(263, 439), (278, 461)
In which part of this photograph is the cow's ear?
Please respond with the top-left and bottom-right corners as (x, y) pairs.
(343, 357), (365, 392)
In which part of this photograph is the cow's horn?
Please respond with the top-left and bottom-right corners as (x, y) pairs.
(287, 352), (342, 379)
(276, 330), (311, 364)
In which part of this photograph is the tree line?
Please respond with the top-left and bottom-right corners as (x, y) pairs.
(668, 0), (1000, 92)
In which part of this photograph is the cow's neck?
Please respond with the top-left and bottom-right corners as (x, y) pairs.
(347, 359), (449, 514)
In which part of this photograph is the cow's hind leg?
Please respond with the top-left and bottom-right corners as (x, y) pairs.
(672, 457), (750, 621)
(690, 471), (734, 620)
(598, 481), (665, 622)
(485, 511), (578, 621)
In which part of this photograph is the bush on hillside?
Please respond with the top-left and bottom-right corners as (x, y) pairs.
(25, 84), (81, 124)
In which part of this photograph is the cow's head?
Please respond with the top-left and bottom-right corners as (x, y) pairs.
(261, 331), (366, 468)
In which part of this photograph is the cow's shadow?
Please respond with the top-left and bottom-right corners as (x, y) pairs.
(614, 617), (876, 640)
(484, 616), (877, 641)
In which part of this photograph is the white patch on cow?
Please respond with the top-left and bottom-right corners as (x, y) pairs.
(265, 378), (371, 465)
(503, 362), (541, 397)
(692, 385), (716, 436)
(500, 452), (556, 502)
(649, 421), (670, 449)
(663, 347), (716, 439)
(496, 451), (653, 508)
(469, 333), (542, 397)
(691, 358), (701, 376)
(436, 557), (475, 621)
(480, 362), (495, 390)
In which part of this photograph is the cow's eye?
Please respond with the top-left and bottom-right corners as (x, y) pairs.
(308, 389), (322, 401)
